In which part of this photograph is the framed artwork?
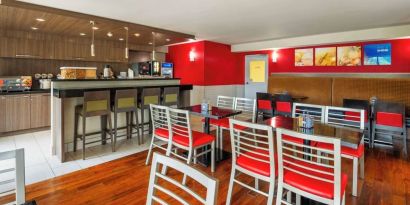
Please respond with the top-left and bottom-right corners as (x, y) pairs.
(337, 46), (361, 66)
(295, 48), (313, 66)
(315, 47), (336, 66)
(364, 43), (391, 65)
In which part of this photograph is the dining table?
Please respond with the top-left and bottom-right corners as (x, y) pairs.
(180, 104), (242, 166)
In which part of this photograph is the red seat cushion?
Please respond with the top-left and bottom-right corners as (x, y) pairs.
(236, 149), (278, 177)
(172, 131), (215, 147)
(345, 111), (368, 123)
(376, 112), (403, 128)
(316, 142), (364, 158)
(276, 101), (292, 113)
(154, 128), (169, 139)
(258, 100), (273, 110)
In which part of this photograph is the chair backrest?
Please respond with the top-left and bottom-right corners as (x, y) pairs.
(146, 153), (218, 205)
(325, 106), (365, 129)
(141, 88), (161, 108)
(256, 92), (274, 111)
(114, 89), (138, 112)
(374, 101), (405, 128)
(83, 90), (111, 117)
(168, 108), (193, 147)
(276, 128), (342, 204)
(229, 119), (276, 178)
(0, 149), (25, 205)
(292, 103), (325, 123)
(274, 94), (293, 114)
(162, 87), (180, 107)
(216, 96), (235, 109)
(343, 99), (369, 111)
(234, 97), (257, 123)
(150, 104), (170, 136)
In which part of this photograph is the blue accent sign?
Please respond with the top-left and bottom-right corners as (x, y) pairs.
(364, 43), (392, 65)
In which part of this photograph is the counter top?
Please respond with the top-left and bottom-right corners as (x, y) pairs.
(52, 78), (180, 81)
(0, 89), (50, 95)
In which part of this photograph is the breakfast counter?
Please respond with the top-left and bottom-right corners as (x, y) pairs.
(51, 78), (192, 162)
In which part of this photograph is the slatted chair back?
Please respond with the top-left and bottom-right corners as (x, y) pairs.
(325, 106), (365, 130)
(0, 149), (25, 205)
(168, 108), (193, 147)
(146, 153), (218, 205)
(374, 101), (405, 129)
(216, 96), (235, 109)
(292, 103), (326, 123)
(229, 119), (276, 178)
(150, 104), (170, 136)
(234, 97), (257, 123)
(276, 128), (342, 204)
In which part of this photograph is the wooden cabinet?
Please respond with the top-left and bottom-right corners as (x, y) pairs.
(0, 37), (16, 58)
(55, 38), (91, 61)
(0, 96), (6, 133)
(30, 94), (51, 128)
(13, 38), (54, 59)
(5, 95), (31, 132)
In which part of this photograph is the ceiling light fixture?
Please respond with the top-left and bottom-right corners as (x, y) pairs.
(36, 18), (45, 22)
(80, 33), (86, 36)
(272, 50), (279, 63)
(119, 38), (124, 41)
(31, 27), (38, 30)
(151, 32), (156, 61)
(134, 33), (140, 37)
(90, 21), (96, 57)
(189, 50), (196, 62)
(92, 26), (99, 30)
(166, 38), (170, 42)
(124, 27), (129, 59)
(148, 42), (153, 45)
(107, 32), (113, 37)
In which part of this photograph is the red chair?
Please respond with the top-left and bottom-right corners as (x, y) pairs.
(226, 119), (277, 205)
(276, 128), (347, 205)
(343, 99), (371, 146)
(256, 92), (274, 122)
(274, 94), (293, 117)
(372, 101), (407, 157)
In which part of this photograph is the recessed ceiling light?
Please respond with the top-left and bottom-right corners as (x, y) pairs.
(134, 33), (140, 37)
(148, 42), (153, 45)
(80, 33), (86, 36)
(36, 18), (45, 22)
(92, 26), (99, 30)
(166, 38), (171, 42)
(119, 38), (124, 41)
(107, 32), (113, 37)
(31, 27), (38, 30)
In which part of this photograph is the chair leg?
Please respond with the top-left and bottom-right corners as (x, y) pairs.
(296, 194), (301, 205)
(125, 112), (130, 139)
(275, 182), (284, 205)
(211, 141), (215, 172)
(193, 148), (197, 164)
(352, 157), (358, 196)
(403, 129), (408, 158)
(226, 166), (236, 205)
(182, 148), (193, 185)
(82, 117), (86, 160)
(360, 155), (365, 179)
(73, 113), (78, 152)
(141, 108), (145, 144)
(145, 136), (156, 165)
(342, 193), (346, 205)
(267, 178), (275, 205)
(134, 110), (141, 145)
(286, 191), (291, 203)
(113, 111), (118, 152)
(219, 128), (223, 157)
(107, 114), (113, 152)
(255, 178), (259, 190)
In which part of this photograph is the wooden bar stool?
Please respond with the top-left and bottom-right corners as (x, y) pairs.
(74, 90), (113, 160)
(139, 88), (161, 144)
(112, 89), (140, 151)
(161, 87), (180, 107)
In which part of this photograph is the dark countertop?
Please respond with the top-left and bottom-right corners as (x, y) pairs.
(0, 89), (51, 95)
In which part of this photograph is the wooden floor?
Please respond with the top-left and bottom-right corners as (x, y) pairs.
(1, 134), (410, 204)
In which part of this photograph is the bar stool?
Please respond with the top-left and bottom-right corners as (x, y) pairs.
(74, 90), (113, 160)
(162, 87), (180, 107)
(112, 89), (140, 151)
(139, 88), (161, 144)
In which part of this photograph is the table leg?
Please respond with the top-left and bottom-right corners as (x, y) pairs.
(203, 117), (211, 134)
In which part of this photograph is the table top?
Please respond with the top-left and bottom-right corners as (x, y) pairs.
(181, 105), (242, 119)
(264, 116), (363, 149)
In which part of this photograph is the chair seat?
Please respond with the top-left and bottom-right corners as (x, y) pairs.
(316, 142), (364, 158)
(236, 149), (278, 177)
(284, 157), (348, 199)
(173, 131), (215, 147)
(154, 128), (169, 139)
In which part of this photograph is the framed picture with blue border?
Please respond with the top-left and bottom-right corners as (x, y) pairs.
(364, 43), (392, 65)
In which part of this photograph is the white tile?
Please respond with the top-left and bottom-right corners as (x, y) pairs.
(75, 157), (105, 169)
(23, 148), (47, 167)
(0, 136), (16, 152)
(51, 162), (81, 177)
(25, 162), (54, 185)
(99, 151), (128, 162)
(14, 133), (37, 150)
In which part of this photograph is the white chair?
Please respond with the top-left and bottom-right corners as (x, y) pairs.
(292, 103), (326, 123)
(226, 119), (276, 205)
(0, 148), (25, 205)
(321, 106), (365, 197)
(145, 104), (171, 165)
(146, 153), (218, 205)
(167, 108), (215, 175)
(276, 128), (347, 205)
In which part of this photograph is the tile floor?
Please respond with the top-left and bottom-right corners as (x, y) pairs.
(0, 129), (154, 189)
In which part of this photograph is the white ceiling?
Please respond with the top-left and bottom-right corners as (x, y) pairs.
(19, 0), (410, 45)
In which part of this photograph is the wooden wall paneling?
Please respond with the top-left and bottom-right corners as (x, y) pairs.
(0, 96), (6, 132)
(0, 37), (16, 57)
(268, 76), (333, 105)
(5, 95), (31, 132)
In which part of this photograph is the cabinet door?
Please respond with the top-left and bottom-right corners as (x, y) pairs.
(5, 95), (31, 132)
(14, 38), (44, 58)
(0, 96), (6, 132)
(0, 37), (16, 58)
(30, 94), (51, 128)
